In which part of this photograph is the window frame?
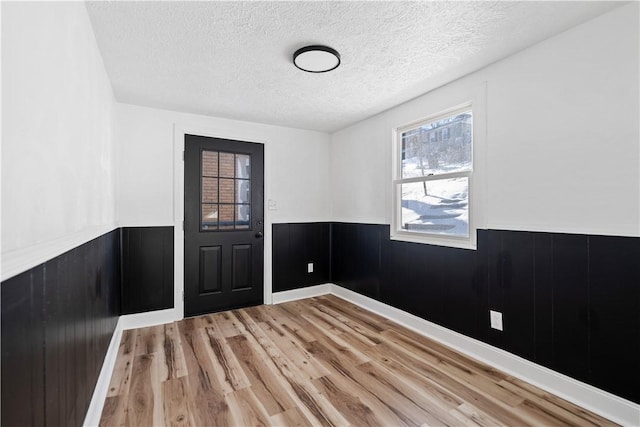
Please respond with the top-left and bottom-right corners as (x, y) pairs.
(391, 102), (477, 249)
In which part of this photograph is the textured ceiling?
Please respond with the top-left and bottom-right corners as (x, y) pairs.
(86, 1), (625, 132)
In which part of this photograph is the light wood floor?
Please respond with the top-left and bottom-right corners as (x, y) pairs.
(100, 295), (616, 426)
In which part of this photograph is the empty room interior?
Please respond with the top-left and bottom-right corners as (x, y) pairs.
(2, 1), (639, 426)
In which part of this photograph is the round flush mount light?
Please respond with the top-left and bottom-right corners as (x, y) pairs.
(293, 45), (341, 73)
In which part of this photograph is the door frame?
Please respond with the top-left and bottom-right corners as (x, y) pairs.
(173, 123), (273, 321)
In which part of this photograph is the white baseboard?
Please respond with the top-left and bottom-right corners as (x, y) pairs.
(271, 283), (333, 304)
(119, 308), (181, 330)
(83, 317), (124, 427)
(327, 285), (640, 427)
(83, 308), (180, 426)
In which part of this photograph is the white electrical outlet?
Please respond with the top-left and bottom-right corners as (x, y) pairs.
(307, 263), (314, 273)
(268, 199), (277, 211)
(490, 310), (503, 331)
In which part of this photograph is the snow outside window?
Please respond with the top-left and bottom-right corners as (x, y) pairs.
(393, 106), (473, 247)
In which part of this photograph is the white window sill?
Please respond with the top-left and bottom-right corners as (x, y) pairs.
(390, 230), (477, 250)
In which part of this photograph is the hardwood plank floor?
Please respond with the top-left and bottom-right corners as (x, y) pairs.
(100, 295), (617, 426)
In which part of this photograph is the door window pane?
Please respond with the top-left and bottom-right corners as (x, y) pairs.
(219, 179), (234, 204)
(236, 205), (250, 229)
(202, 151), (218, 177)
(236, 154), (251, 179)
(202, 178), (218, 203)
(400, 177), (469, 237)
(219, 152), (235, 178)
(202, 204), (218, 230)
(200, 150), (253, 231)
(236, 180), (250, 204)
(219, 205), (235, 230)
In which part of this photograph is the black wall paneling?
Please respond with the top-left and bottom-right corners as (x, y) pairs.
(488, 231), (537, 360)
(441, 232), (488, 342)
(552, 234), (590, 382)
(331, 223), (384, 299)
(588, 235), (640, 400)
(272, 222), (640, 404)
(272, 222), (330, 292)
(120, 226), (174, 314)
(1, 230), (121, 427)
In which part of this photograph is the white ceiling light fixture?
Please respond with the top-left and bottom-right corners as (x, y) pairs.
(293, 45), (341, 73)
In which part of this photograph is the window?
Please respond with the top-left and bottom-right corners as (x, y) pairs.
(393, 105), (473, 246)
(201, 150), (251, 231)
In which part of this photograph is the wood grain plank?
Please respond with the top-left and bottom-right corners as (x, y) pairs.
(365, 357), (465, 424)
(455, 402), (505, 427)
(100, 296), (618, 427)
(125, 355), (157, 427)
(254, 304), (317, 343)
(202, 325), (252, 392)
(269, 407), (313, 427)
(99, 396), (128, 427)
(161, 377), (194, 427)
(357, 360), (458, 426)
(162, 323), (188, 380)
(364, 340), (530, 426)
(346, 361), (441, 426)
(499, 376), (616, 427)
(359, 342), (464, 409)
(259, 319), (332, 380)
(135, 325), (164, 356)
(314, 295), (386, 333)
(177, 321), (232, 426)
(305, 300), (381, 346)
(380, 328), (525, 408)
(296, 332), (406, 426)
(226, 333), (297, 416)
(446, 406), (484, 427)
(310, 297), (384, 338)
(311, 373), (406, 426)
(216, 310), (248, 337)
(226, 387), (272, 427)
(381, 327), (508, 384)
(106, 329), (137, 397)
(234, 310), (350, 427)
(277, 304), (371, 368)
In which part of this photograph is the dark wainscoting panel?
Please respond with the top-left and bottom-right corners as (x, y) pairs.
(328, 223), (640, 404)
(1, 230), (121, 427)
(120, 227), (174, 314)
(588, 235), (640, 401)
(272, 223), (331, 292)
(332, 223), (385, 299)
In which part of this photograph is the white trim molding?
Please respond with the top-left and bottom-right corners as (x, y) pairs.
(83, 318), (124, 427)
(1, 223), (118, 282)
(271, 284), (333, 304)
(119, 308), (181, 331)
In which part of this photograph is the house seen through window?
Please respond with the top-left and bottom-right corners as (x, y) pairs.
(393, 106), (473, 243)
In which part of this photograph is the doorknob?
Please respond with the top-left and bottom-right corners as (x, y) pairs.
(255, 231), (264, 239)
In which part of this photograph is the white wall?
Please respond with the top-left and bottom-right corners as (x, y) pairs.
(330, 3), (639, 237)
(115, 103), (331, 226)
(115, 102), (331, 312)
(1, 2), (116, 280)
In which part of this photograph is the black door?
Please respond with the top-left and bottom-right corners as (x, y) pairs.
(184, 134), (264, 317)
